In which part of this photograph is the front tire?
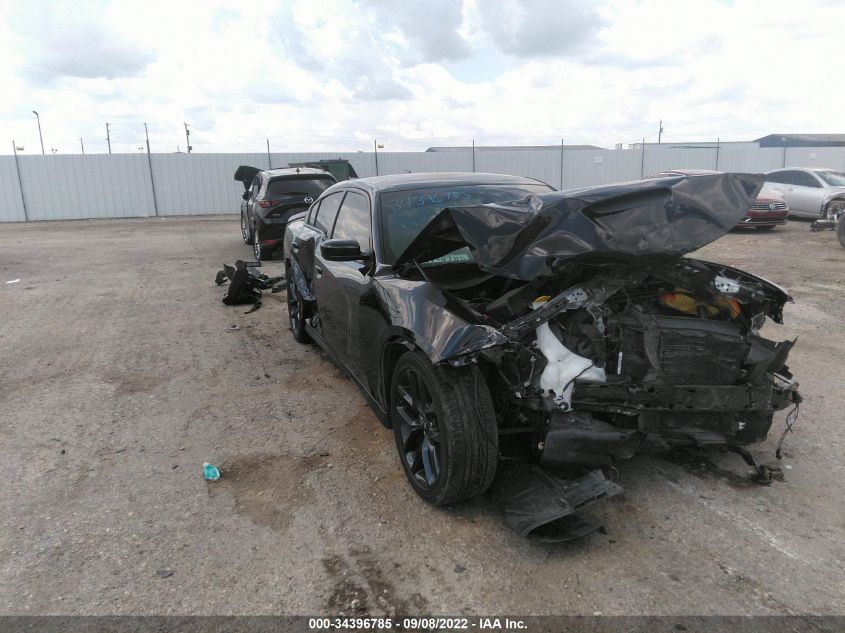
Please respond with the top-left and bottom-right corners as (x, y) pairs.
(838, 217), (845, 249)
(390, 351), (497, 506)
(824, 201), (845, 221)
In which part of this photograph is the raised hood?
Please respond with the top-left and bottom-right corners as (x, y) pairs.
(234, 165), (261, 190)
(394, 173), (763, 281)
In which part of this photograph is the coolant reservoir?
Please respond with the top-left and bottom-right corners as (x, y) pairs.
(531, 296), (606, 410)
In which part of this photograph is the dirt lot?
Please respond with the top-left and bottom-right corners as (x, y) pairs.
(1, 216), (843, 616)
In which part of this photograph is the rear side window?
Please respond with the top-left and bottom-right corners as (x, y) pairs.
(265, 177), (333, 198)
(307, 200), (320, 225)
(314, 192), (344, 234)
(332, 191), (371, 254)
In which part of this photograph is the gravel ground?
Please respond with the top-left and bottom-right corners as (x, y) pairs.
(0, 215), (843, 616)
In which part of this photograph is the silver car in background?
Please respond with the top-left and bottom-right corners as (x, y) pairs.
(762, 168), (845, 220)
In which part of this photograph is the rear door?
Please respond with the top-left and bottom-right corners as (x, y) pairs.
(313, 190), (373, 382)
(292, 191), (344, 335)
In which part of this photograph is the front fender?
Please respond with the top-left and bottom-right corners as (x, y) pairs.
(373, 279), (508, 365)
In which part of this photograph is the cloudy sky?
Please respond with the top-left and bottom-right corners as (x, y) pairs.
(0, 0), (841, 154)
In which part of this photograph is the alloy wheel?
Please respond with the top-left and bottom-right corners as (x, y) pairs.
(394, 367), (442, 489)
(825, 203), (844, 221)
(241, 213), (250, 243)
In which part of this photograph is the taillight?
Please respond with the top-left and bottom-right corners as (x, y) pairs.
(258, 200), (280, 208)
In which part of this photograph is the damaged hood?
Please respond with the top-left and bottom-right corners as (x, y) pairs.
(394, 173), (763, 280)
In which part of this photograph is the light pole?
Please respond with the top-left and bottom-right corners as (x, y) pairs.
(32, 110), (44, 154)
(106, 122), (112, 154)
(184, 122), (191, 153)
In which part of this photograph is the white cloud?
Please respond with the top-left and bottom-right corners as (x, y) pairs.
(0, 0), (841, 154)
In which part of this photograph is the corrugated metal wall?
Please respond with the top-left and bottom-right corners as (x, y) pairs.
(3, 146), (845, 222)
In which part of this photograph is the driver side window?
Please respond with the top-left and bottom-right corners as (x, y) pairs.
(332, 191), (371, 255)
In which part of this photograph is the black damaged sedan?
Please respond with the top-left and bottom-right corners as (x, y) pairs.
(283, 172), (800, 529)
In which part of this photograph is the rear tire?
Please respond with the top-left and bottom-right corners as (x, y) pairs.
(390, 350), (497, 506)
(253, 228), (273, 261)
(837, 217), (845, 249)
(285, 262), (312, 344)
(241, 212), (254, 245)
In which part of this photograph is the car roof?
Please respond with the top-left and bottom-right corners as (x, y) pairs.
(333, 172), (550, 195)
(766, 167), (815, 174)
(649, 169), (720, 177)
(263, 167), (334, 178)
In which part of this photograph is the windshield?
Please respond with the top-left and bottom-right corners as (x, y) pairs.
(380, 183), (553, 264)
(265, 177), (333, 198)
(815, 171), (845, 187)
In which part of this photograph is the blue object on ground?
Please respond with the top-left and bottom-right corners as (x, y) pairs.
(203, 462), (220, 481)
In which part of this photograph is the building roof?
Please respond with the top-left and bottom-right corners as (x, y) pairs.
(755, 134), (845, 147)
(425, 144), (603, 152)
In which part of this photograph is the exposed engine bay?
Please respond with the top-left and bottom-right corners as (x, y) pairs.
(429, 254), (799, 470)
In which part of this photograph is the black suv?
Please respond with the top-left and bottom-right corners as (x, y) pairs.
(234, 165), (336, 260)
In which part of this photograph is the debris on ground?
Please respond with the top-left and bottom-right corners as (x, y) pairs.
(155, 569), (174, 578)
(215, 260), (285, 313)
(203, 463), (220, 481)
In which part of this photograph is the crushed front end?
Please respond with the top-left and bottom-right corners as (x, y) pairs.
(395, 173), (801, 540)
(470, 256), (800, 470)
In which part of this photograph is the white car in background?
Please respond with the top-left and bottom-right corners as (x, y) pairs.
(762, 168), (845, 220)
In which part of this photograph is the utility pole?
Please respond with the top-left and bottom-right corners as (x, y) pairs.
(472, 139), (476, 172)
(145, 123), (159, 216)
(715, 137), (720, 170)
(106, 122), (112, 154)
(80, 137), (85, 154)
(640, 137), (646, 178)
(559, 138), (564, 189)
(658, 120), (663, 144)
(374, 139), (379, 176)
(32, 111), (44, 154)
(266, 138), (271, 169)
(184, 122), (191, 153)
(12, 141), (29, 221)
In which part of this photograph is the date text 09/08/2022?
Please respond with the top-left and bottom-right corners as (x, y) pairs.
(308, 616), (527, 630)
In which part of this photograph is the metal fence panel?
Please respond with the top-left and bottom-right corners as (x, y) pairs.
(15, 154), (155, 220)
(151, 152), (269, 216)
(0, 156), (26, 222)
(4, 146), (845, 222)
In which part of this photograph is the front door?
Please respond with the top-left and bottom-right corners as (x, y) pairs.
(313, 190), (373, 383)
(781, 170), (825, 216)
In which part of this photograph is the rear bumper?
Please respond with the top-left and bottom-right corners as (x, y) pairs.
(254, 218), (288, 242)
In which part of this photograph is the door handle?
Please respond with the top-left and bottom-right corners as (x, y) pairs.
(315, 265), (322, 277)
(292, 243), (300, 253)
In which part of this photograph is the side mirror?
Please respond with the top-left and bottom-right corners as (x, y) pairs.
(242, 191), (250, 200)
(321, 239), (366, 261)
